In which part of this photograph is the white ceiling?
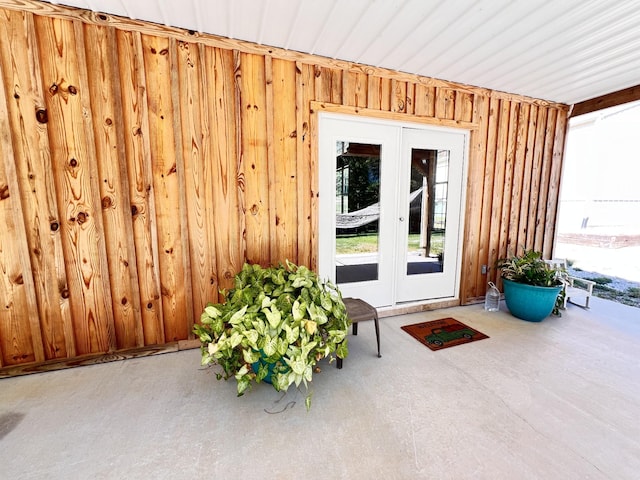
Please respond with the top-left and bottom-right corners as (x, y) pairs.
(46, 0), (640, 105)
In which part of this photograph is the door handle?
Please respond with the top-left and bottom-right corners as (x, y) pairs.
(399, 217), (405, 221)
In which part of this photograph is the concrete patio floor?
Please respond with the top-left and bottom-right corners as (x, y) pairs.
(1, 297), (639, 479)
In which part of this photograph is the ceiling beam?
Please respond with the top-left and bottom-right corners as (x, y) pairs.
(570, 84), (640, 118)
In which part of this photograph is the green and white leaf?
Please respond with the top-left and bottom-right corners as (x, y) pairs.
(208, 342), (219, 355)
(228, 305), (248, 325)
(320, 292), (333, 311)
(237, 378), (250, 396)
(261, 296), (274, 309)
(242, 348), (260, 364)
(307, 302), (328, 324)
(292, 300), (306, 322)
(328, 329), (347, 343)
(283, 324), (299, 344)
(252, 319), (267, 336)
(301, 341), (317, 359)
(234, 364), (249, 380)
(243, 329), (259, 347)
(263, 305), (282, 329)
(304, 364), (313, 382)
(336, 341), (349, 359)
(254, 362), (269, 383)
(229, 332), (243, 348)
(277, 337), (289, 356)
(262, 335), (277, 357)
(204, 305), (221, 318)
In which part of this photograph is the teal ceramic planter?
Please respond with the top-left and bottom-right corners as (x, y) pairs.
(502, 278), (562, 322)
(252, 350), (290, 384)
(251, 351), (277, 384)
(252, 359), (275, 384)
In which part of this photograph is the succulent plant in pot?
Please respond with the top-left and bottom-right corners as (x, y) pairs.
(193, 261), (350, 410)
(496, 249), (568, 321)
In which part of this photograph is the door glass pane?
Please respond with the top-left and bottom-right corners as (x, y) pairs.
(406, 148), (449, 275)
(335, 141), (381, 284)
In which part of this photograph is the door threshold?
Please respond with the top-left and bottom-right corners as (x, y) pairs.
(376, 298), (461, 318)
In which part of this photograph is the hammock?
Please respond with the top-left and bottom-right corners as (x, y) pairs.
(336, 187), (423, 229)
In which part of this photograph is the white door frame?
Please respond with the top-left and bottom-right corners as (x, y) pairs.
(318, 115), (399, 306)
(318, 112), (469, 308)
(395, 127), (468, 303)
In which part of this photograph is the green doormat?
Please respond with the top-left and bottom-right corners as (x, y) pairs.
(401, 318), (489, 351)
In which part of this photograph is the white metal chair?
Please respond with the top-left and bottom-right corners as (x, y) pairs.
(545, 259), (596, 309)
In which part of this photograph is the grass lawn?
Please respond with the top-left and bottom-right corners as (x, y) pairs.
(336, 233), (444, 255)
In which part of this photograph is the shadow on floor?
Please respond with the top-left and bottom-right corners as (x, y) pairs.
(0, 412), (25, 440)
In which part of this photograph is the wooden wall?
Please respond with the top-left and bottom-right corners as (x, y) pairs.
(0, 1), (568, 371)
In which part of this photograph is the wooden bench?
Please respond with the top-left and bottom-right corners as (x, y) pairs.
(545, 258), (596, 309)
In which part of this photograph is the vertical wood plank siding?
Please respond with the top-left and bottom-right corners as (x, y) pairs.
(0, 4), (568, 369)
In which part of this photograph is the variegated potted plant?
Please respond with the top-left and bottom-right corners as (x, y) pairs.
(497, 249), (568, 322)
(193, 261), (350, 410)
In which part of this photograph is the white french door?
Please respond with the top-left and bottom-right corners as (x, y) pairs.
(318, 114), (468, 308)
(394, 127), (467, 302)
